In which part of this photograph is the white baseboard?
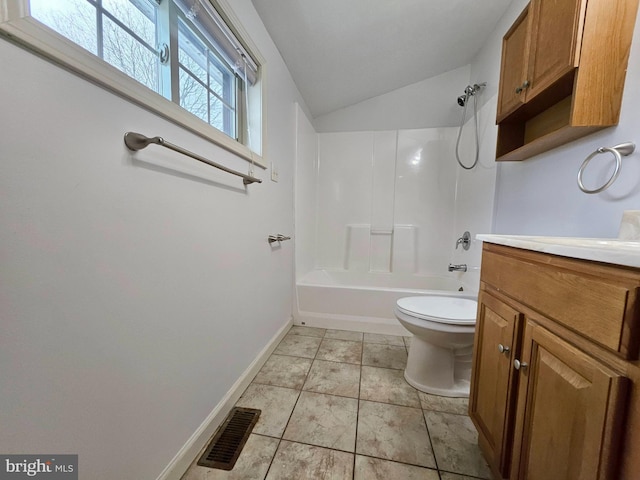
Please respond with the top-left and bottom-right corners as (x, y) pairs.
(294, 311), (410, 336)
(156, 316), (294, 480)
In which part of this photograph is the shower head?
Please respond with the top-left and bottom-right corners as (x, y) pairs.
(457, 83), (487, 107)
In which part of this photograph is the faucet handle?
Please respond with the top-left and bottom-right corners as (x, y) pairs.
(456, 231), (471, 250)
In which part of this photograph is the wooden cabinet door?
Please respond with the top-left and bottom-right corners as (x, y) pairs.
(496, 6), (530, 121)
(525, 0), (587, 101)
(511, 321), (628, 480)
(470, 291), (522, 477)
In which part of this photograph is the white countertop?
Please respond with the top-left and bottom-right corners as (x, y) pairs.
(476, 234), (640, 269)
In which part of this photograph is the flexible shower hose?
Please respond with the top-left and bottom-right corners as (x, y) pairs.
(455, 93), (480, 170)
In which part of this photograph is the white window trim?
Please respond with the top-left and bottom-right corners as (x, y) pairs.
(0, 0), (267, 168)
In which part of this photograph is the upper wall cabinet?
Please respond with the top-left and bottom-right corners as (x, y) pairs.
(496, 7), (530, 119)
(495, 0), (640, 161)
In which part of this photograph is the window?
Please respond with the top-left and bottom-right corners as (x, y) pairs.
(1, 0), (264, 164)
(178, 16), (236, 138)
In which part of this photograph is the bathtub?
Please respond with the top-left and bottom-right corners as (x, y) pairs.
(294, 269), (477, 335)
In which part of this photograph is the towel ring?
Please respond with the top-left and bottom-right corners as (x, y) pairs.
(577, 142), (635, 194)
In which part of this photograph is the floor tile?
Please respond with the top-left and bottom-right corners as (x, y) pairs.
(283, 391), (358, 452)
(362, 343), (407, 370)
(252, 354), (312, 389)
(324, 329), (364, 342)
(266, 440), (354, 480)
(354, 456), (440, 480)
(360, 366), (421, 407)
(363, 333), (405, 346)
(303, 360), (361, 398)
(181, 464), (208, 480)
(273, 334), (322, 358)
(316, 338), (363, 364)
(181, 434), (279, 480)
(182, 324), (496, 480)
(289, 325), (326, 337)
(356, 400), (436, 468)
(424, 411), (491, 478)
(419, 392), (469, 415)
(439, 473), (484, 480)
(235, 384), (299, 437)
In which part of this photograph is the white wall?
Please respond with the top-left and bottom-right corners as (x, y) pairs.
(308, 62), (498, 286)
(294, 104), (318, 277)
(315, 132), (376, 270)
(313, 65), (471, 132)
(394, 128), (458, 275)
(450, 93), (499, 289)
(314, 128), (460, 276)
(309, 56), (499, 287)
(0, 1), (307, 478)
(475, 0), (640, 237)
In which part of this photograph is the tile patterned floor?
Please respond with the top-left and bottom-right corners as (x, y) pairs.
(181, 326), (491, 480)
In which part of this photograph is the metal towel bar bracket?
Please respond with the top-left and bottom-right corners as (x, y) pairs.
(577, 142), (635, 194)
(124, 132), (261, 185)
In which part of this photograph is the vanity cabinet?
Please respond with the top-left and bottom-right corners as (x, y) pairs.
(470, 243), (640, 480)
(510, 320), (627, 480)
(470, 292), (522, 476)
(495, 0), (639, 161)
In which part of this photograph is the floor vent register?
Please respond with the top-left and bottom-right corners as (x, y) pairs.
(197, 407), (261, 471)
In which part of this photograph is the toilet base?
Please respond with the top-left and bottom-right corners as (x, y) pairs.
(404, 336), (472, 398)
(404, 370), (470, 398)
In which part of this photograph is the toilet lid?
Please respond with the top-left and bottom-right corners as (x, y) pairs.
(396, 296), (477, 325)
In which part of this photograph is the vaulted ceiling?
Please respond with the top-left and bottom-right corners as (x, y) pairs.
(251, 0), (514, 117)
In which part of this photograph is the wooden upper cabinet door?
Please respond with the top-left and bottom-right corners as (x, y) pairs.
(496, 6), (530, 122)
(511, 322), (628, 480)
(524, 0), (587, 101)
(469, 291), (522, 477)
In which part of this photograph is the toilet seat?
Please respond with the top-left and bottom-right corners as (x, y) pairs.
(396, 296), (477, 325)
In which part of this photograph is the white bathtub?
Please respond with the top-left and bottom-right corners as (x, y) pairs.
(294, 270), (477, 335)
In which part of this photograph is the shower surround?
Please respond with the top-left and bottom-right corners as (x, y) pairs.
(316, 129), (456, 275)
(293, 101), (497, 332)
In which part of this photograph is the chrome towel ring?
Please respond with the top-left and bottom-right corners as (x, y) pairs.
(577, 142), (635, 194)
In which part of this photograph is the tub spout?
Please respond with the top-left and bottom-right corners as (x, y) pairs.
(448, 264), (467, 272)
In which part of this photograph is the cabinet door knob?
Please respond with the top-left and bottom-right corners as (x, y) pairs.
(515, 80), (530, 94)
(514, 359), (528, 370)
(498, 344), (511, 354)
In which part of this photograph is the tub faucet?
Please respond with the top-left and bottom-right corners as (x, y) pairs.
(448, 263), (468, 272)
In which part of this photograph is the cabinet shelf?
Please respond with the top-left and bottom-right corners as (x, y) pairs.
(497, 124), (604, 162)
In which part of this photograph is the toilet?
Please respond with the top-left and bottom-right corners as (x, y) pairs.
(395, 296), (477, 398)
